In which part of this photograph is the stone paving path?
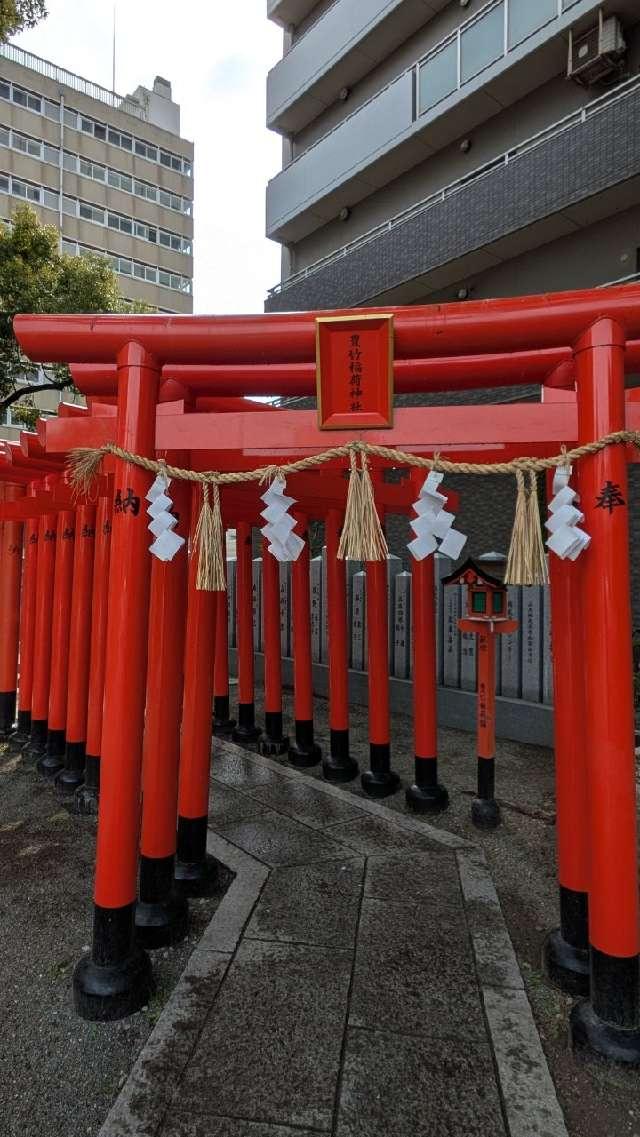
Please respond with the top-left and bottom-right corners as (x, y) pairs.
(101, 740), (569, 1137)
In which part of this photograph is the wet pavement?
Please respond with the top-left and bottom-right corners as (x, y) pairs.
(102, 738), (568, 1137)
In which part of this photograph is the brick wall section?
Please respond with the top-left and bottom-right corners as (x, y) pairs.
(265, 86), (640, 313)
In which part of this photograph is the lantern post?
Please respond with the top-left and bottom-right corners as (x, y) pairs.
(445, 559), (518, 829)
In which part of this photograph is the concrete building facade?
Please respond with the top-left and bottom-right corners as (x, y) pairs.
(265, 0), (640, 309)
(0, 43), (193, 313)
(264, 1), (640, 613)
(0, 42), (194, 438)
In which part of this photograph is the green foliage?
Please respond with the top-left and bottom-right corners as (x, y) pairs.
(0, 204), (139, 418)
(0, 0), (47, 42)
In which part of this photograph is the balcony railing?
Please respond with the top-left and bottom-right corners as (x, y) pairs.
(268, 0), (438, 129)
(266, 0), (600, 239)
(268, 73), (640, 298)
(416, 0), (582, 119)
(0, 42), (148, 121)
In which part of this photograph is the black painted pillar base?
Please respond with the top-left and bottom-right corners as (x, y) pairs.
(570, 949), (640, 1063)
(571, 1001), (640, 1064)
(544, 929), (590, 997)
(74, 754), (100, 815)
(361, 743), (400, 798)
(0, 690), (16, 739)
(405, 756), (449, 815)
(258, 710), (289, 757)
(212, 694), (236, 737)
(55, 740), (86, 794)
(288, 719), (322, 768)
(73, 902), (153, 1022)
(8, 709), (31, 750)
(23, 717), (47, 760)
(571, 948), (640, 1062)
(37, 728), (66, 777)
(471, 757), (500, 829)
(232, 703), (261, 747)
(174, 815), (219, 898)
(322, 729), (358, 782)
(135, 854), (189, 949)
(543, 887), (590, 996)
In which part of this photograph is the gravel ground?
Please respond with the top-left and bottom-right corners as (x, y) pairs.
(245, 681), (640, 1137)
(0, 744), (232, 1137)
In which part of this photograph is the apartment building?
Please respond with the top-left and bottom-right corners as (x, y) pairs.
(264, 1), (640, 607)
(0, 42), (194, 314)
(0, 43), (194, 439)
(265, 1), (640, 309)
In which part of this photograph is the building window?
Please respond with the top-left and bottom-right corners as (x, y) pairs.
(0, 78), (192, 177)
(60, 238), (192, 294)
(42, 187), (58, 210)
(79, 201), (104, 224)
(0, 163), (191, 252)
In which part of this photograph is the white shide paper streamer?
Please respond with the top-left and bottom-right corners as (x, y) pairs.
(408, 471), (467, 562)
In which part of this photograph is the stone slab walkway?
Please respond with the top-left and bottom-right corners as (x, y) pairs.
(100, 739), (569, 1137)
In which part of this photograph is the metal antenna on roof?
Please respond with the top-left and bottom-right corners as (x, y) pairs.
(112, 4), (117, 94)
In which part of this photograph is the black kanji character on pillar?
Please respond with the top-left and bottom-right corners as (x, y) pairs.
(81, 525), (96, 538)
(595, 480), (626, 513)
(114, 488), (141, 516)
(103, 519), (112, 536)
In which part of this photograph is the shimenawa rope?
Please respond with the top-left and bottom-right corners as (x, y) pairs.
(67, 431), (639, 591)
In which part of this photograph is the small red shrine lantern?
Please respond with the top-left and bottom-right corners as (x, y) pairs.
(452, 559), (508, 625)
(442, 557), (518, 829)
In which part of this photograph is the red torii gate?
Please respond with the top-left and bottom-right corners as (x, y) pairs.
(13, 285), (640, 1063)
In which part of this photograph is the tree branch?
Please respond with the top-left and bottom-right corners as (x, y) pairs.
(0, 380), (70, 414)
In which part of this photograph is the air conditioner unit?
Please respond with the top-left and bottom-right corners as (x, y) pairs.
(568, 10), (626, 86)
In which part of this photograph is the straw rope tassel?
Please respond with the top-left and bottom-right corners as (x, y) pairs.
(505, 469), (549, 585)
(337, 449), (362, 560)
(338, 448), (388, 561)
(505, 470), (530, 585)
(195, 482), (226, 591)
(68, 446), (106, 499)
(358, 451), (388, 561)
(526, 469), (549, 585)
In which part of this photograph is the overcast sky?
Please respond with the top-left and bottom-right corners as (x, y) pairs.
(13, 0), (284, 314)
